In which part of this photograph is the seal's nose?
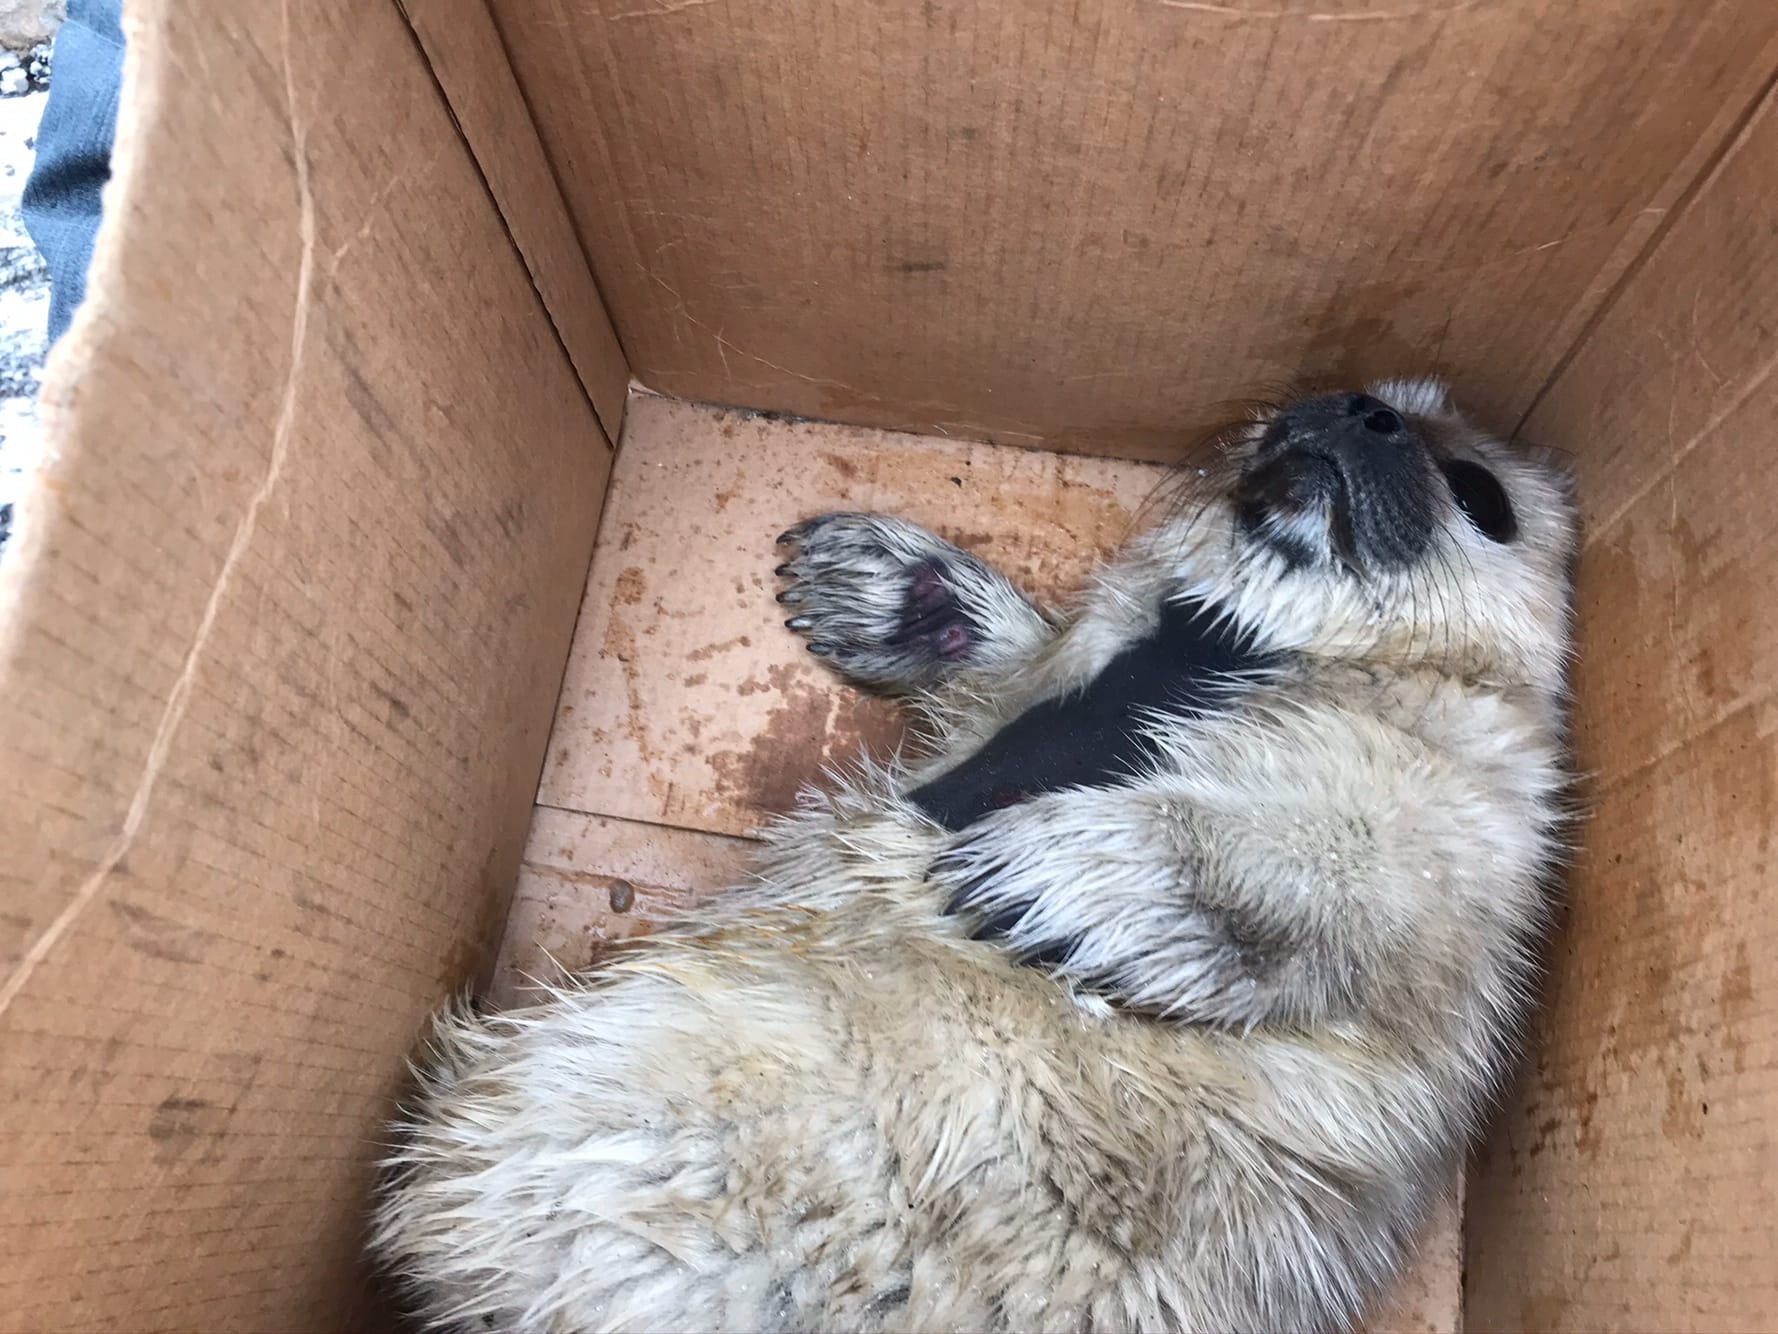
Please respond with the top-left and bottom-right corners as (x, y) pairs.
(1343, 393), (1403, 437)
(1266, 392), (1411, 457)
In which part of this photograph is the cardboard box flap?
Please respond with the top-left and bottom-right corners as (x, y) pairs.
(0, 1), (609, 1327)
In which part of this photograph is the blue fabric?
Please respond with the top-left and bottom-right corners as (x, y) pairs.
(22, 0), (124, 346)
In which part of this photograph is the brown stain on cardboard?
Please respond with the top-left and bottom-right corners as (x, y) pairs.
(948, 465), (1140, 608)
(1572, 1073), (1604, 1161)
(139, 1045), (268, 1167)
(1242, 285), (1444, 398)
(1517, 1284), (1573, 1333)
(598, 569), (669, 792)
(292, 889), (340, 921)
(1662, 1061), (1705, 1141)
(1720, 941), (1755, 1073)
(438, 846), (519, 993)
(709, 665), (905, 818)
(147, 1096), (214, 1151)
(1719, 941), (1755, 1019)
(613, 566), (647, 607)
(687, 634), (754, 663)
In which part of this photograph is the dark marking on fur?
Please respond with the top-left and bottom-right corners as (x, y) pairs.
(1220, 903), (1294, 979)
(864, 1284), (912, 1318)
(911, 597), (1270, 832)
(766, 1280), (799, 1325)
(972, 896), (1077, 968)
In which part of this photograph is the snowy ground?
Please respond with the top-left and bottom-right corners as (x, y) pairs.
(0, 46), (52, 557)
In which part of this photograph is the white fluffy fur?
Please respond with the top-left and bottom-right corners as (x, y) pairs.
(370, 381), (1578, 1333)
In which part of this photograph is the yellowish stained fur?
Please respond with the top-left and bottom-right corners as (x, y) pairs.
(370, 380), (1577, 1333)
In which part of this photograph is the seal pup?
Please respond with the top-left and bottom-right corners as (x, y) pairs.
(371, 379), (1577, 1334)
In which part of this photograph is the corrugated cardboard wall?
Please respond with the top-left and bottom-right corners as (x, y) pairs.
(399, 0), (632, 441)
(0, 1), (610, 1329)
(1464, 82), (1778, 1332)
(489, 0), (1778, 458)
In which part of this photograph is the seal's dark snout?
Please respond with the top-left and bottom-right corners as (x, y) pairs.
(1241, 391), (1440, 572)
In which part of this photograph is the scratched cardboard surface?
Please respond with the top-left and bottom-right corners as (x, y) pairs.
(515, 394), (1461, 1330)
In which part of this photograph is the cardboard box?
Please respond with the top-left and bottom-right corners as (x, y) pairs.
(1, 0), (1771, 1328)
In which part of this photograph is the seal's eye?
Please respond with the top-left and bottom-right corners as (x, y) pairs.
(1441, 459), (1516, 543)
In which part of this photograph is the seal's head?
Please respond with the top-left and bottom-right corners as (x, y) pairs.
(1163, 379), (1578, 691)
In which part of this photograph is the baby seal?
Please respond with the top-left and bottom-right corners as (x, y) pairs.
(370, 380), (1577, 1333)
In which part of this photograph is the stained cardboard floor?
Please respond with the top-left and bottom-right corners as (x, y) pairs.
(495, 392), (1460, 1332)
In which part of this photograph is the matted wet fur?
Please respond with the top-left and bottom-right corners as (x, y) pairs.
(370, 380), (1578, 1333)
